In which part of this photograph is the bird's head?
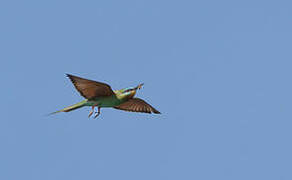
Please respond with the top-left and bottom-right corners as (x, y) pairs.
(122, 83), (144, 99)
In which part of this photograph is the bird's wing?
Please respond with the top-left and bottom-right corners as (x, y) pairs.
(114, 98), (161, 114)
(66, 74), (115, 99)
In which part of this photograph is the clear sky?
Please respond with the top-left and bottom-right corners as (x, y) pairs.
(1, 0), (292, 179)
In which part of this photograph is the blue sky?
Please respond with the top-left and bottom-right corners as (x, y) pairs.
(1, 0), (292, 179)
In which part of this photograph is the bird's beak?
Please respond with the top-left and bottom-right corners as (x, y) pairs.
(135, 83), (144, 90)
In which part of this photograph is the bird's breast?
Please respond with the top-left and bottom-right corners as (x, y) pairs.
(87, 96), (122, 107)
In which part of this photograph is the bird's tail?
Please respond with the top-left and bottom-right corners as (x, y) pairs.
(48, 100), (87, 115)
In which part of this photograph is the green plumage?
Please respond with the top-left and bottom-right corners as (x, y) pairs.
(50, 74), (160, 118)
(50, 100), (87, 114)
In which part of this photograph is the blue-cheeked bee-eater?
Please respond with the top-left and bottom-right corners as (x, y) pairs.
(51, 74), (161, 118)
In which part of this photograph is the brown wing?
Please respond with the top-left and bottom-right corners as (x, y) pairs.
(114, 98), (161, 114)
(66, 74), (114, 99)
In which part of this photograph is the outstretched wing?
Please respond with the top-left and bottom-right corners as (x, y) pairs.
(114, 98), (161, 114)
(66, 74), (115, 99)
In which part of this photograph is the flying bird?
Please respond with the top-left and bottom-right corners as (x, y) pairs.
(51, 74), (161, 118)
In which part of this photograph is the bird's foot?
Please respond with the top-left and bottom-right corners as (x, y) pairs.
(88, 104), (101, 119)
(94, 112), (100, 119)
(88, 111), (94, 118)
(93, 107), (101, 119)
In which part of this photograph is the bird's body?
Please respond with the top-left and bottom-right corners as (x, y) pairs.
(51, 74), (160, 118)
(78, 89), (133, 107)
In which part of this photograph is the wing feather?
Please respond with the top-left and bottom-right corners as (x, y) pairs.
(114, 98), (161, 114)
(66, 74), (114, 99)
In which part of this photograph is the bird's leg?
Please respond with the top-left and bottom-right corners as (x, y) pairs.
(94, 107), (101, 119)
(88, 103), (100, 118)
(88, 106), (96, 118)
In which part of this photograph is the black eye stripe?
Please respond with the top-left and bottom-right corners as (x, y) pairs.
(124, 88), (133, 93)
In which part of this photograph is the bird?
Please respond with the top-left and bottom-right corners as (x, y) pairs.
(50, 74), (161, 118)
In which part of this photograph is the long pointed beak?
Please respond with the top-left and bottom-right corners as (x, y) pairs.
(135, 83), (144, 90)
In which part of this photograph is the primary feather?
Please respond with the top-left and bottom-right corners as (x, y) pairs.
(66, 74), (114, 99)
